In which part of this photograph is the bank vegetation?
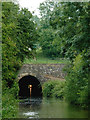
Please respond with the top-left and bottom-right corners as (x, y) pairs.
(2, 1), (89, 118)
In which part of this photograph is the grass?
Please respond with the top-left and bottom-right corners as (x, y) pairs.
(24, 49), (70, 64)
(24, 57), (69, 64)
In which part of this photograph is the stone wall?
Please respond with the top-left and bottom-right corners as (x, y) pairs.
(17, 64), (66, 84)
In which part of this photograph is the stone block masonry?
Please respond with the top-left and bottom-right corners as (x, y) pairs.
(17, 64), (66, 84)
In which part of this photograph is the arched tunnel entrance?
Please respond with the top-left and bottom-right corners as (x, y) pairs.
(19, 75), (42, 98)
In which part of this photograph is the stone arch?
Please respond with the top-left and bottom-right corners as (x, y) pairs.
(18, 75), (42, 98)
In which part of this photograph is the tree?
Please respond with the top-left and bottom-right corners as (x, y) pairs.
(38, 0), (61, 58)
(39, 1), (89, 108)
(50, 2), (89, 59)
(2, 2), (38, 87)
(17, 8), (38, 60)
(2, 1), (39, 118)
(2, 2), (21, 87)
(49, 2), (89, 108)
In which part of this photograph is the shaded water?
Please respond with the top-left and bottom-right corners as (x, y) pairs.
(19, 97), (88, 119)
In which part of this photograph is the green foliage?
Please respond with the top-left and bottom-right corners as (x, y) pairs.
(2, 2), (38, 87)
(2, 2), (21, 89)
(2, 80), (19, 118)
(73, 54), (85, 72)
(17, 8), (38, 60)
(38, 0), (62, 58)
(65, 70), (88, 109)
(52, 81), (65, 99)
(50, 2), (89, 60)
(38, 2), (89, 109)
(2, 37), (22, 87)
(2, 2), (38, 118)
(2, 2), (89, 118)
(2, 2), (38, 62)
(42, 80), (65, 99)
(65, 52), (89, 109)
(38, 28), (55, 57)
(43, 81), (54, 97)
(78, 85), (88, 108)
(24, 48), (69, 64)
(39, 2), (89, 59)
(2, 89), (19, 118)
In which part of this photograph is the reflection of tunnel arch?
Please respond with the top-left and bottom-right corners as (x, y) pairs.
(19, 75), (42, 98)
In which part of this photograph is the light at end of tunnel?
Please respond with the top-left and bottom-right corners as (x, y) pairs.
(28, 85), (32, 88)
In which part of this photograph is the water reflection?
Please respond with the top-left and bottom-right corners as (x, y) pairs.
(19, 97), (42, 118)
(19, 97), (88, 118)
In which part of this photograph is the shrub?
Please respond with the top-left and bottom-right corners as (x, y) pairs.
(2, 81), (19, 118)
(2, 89), (19, 118)
(52, 82), (65, 99)
(42, 80), (65, 99)
(65, 52), (89, 109)
(78, 85), (88, 108)
(42, 81), (55, 97)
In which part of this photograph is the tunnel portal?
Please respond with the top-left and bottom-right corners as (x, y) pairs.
(19, 75), (42, 98)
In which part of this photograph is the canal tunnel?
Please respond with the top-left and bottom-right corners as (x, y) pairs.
(19, 75), (42, 98)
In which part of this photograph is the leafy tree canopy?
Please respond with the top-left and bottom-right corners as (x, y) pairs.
(2, 2), (38, 88)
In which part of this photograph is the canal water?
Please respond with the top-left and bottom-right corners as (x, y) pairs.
(18, 97), (88, 119)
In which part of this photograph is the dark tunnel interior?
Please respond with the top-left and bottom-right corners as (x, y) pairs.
(19, 75), (42, 98)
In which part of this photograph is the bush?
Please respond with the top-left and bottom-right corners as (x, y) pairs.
(52, 82), (65, 99)
(78, 85), (88, 108)
(42, 81), (55, 97)
(42, 80), (65, 99)
(65, 53), (89, 109)
(2, 81), (19, 118)
(2, 90), (19, 118)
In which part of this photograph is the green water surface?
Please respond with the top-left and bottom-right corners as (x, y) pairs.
(18, 97), (88, 119)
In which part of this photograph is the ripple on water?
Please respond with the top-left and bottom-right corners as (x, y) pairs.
(23, 111), (39, 118)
